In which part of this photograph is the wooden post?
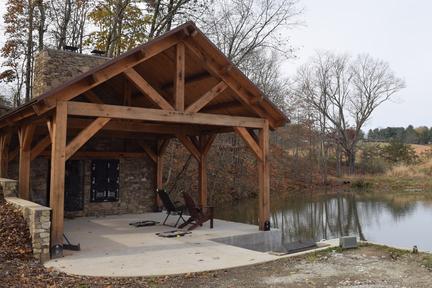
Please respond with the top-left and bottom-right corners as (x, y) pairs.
(18, 125), (35, 200)
(174, 42), (185, 111)
(154, 139), (170, 210)
(155, 152), (163, 209)
(49, 101), (68, 258)
(198, 153), (207, 209)
(0, 133), (11, 178)
(198, 135), (215, 208)
(258, 121), (270, 231)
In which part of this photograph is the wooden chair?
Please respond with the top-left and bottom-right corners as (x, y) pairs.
(157, 189), (186, 227)
(178, 192), (214, 231)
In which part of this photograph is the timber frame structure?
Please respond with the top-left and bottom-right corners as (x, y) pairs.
(0, 21), (287, 258)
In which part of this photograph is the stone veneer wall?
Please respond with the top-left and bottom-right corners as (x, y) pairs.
(66, 158), (155, 217)
(5, 197), (51, 263)
(24, 48), (155, 217)
(8, 157), (155, 217)
(32, 48), (109, 98)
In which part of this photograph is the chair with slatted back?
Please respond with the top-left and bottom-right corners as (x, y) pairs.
(178, 192), (214, 230)
(157, 189), (186, 227)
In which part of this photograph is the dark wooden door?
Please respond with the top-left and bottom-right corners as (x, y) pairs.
(64, 160), (84, 211)
(91, 159), (120, 202)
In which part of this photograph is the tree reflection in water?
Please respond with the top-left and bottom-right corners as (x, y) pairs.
(216, 191), (418, 243)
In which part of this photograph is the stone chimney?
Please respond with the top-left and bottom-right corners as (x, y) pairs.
(32, 48), (110, 98)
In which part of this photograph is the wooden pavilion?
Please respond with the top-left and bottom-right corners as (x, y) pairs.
(0, 21), (287, 258)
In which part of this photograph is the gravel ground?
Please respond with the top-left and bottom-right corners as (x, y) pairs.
(158, 244), (432, 288)
(1, 200), (432, 288)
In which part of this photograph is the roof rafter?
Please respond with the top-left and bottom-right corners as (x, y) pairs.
(124, 68), (175, 111)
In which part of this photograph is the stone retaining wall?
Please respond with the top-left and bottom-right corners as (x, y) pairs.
(5, 197), (51, 263)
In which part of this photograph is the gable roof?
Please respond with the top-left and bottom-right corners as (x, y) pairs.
(0, 21), (288, 130)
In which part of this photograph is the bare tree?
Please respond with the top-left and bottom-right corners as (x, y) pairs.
(195, 0), (301, 112)
(294, 52), (405, 174)
(35, 0), (47, 51)
(198, 0), (301, 65)
(146, 0), (197, 39)
(48, 0), (73, 49)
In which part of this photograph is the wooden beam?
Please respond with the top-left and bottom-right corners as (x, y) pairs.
(154, 139), (170, 210)
(39, 150), (150, 159)
(198, 134), (215, 209)
(183, 39), (276, 128)
(174, 42), (185, 111)
(201, 134), (216, 156)
(138, 141), (157, 163)
(18, 124), (35, 200)
(154, 139), (166, 209)
(161, 71), (212, 90)
(258, 120), (270, 231)
(158, 139), (171, 155)
(185, 81), (228, 113)
(189, 135), (200, 150)
(83, 90), (104, 104)
(124, 68), (174, 111)
(30, 135), (51, 160)
(67, 118), (202, 135)
(65, 117), (111, 160)
(0, 133), (11, 177)
(198, 152), (208, 209)
(177, 134), (200, 160)
(40, 33), (182, 111)
(67, 102), (266, 129)
(46, 120), (53, 140)
(50, 101), (68, 258)
(234, 127), (263, 161)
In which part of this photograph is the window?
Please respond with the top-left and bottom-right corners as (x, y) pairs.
(90, 159), (120, 202)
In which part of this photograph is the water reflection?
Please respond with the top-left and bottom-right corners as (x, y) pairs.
(216, 191), (432, 252)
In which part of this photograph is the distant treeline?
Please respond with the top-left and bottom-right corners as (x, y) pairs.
(367, 125), (432, 144)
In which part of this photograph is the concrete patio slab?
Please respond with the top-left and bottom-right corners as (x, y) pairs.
(44, 213), (337, 277)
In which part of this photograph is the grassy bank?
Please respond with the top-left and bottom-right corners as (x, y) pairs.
(348, 157), (432, 194)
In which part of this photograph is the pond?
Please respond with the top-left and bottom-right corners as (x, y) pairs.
(215, 189), (432, 252)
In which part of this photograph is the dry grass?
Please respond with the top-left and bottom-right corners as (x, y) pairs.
(411, 144), (432, 155)
(386, 159), (432, 178)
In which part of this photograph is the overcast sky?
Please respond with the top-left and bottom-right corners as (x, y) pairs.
(0, 0), (429, 131)
(283, 0), (432, 130)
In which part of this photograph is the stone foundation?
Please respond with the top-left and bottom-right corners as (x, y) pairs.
(5, 197), (51, 263)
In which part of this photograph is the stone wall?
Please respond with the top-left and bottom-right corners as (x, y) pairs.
(26, 48), (156, 217)
(0, 177), (18, 197)
(5, 197), (51, 263)
(66, 158), (155, 217)
(8, 159), (49, 206)
(8, 157), (155, 217)
(32, 48), (109, 98)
